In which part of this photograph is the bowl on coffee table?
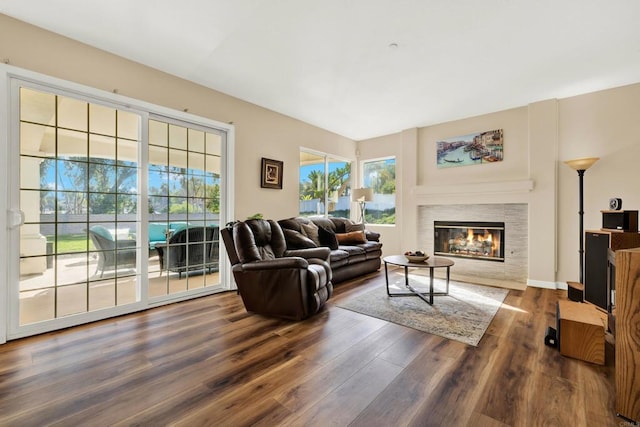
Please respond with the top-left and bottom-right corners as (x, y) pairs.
(404, 251), (429, 263)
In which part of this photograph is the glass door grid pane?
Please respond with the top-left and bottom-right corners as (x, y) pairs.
(148, 119), (221, 297)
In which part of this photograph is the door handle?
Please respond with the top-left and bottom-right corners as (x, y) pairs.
(8, 209), (25, 229)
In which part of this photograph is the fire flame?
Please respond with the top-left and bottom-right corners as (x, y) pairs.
(464, 228), (497, 255)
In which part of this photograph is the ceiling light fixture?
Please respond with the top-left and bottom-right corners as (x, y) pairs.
(388, 43), (398, 49)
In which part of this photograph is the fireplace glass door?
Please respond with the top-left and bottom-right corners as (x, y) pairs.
(434, 221), (505, 262)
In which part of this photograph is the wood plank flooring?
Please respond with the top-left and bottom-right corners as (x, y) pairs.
(0, 271), (620, 426)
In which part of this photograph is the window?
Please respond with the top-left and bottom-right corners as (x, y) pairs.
(299, 150), (350, 218)
(362, 157), (396, 224)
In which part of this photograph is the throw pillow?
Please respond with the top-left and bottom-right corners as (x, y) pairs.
(336, 230), (367, 245)
(345, 222), (365, 233)
(318, 226), (339, 250)
(300, 221), (321, 246)
(283, 229), (317, 249)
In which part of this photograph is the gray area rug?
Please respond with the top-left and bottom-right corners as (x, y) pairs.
(336, 273), (509, 346)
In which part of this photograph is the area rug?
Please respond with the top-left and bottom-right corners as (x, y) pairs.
(336, 273), (509, 346)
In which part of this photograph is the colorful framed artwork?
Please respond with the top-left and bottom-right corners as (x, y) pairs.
(436, 129), (504, 168)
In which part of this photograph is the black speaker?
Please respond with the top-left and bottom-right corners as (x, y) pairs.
(601, 210), (638, 232)
(567, 281), (584, 302)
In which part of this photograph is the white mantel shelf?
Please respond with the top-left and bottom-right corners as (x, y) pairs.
(411, 179), (535, 205)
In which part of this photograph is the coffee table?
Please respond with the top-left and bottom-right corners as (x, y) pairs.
(383, 255), (455, 305)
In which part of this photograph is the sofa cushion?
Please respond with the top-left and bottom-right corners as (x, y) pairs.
(345, 222), (365, 233)
(339, 245), (366, 256)
(329, 249), (350, 268)
(311, 217), (338, 233)
(336, 230), (367, 244)
(300, 221), (321, 246)
(278, 218), (304, 233)
(331, 217), (353, 233)
(339, 245), (367, 264)
(365, 249), (383, 260)
(283, 229), (317, 249)
(358, 241), (383, 253)
(318, 226), (339, 250)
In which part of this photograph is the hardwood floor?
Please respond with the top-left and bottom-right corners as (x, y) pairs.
(0, 271), (620, 426)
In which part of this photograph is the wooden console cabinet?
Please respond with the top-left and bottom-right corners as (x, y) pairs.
(615, 248), (640, 422)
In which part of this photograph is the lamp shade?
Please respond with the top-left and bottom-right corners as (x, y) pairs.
(564, 157), (599, 171)
(351, 188), (374, 202)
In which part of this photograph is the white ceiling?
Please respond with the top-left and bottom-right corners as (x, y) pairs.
(2, 0), (640, 140)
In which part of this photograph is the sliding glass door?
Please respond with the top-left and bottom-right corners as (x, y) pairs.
(147, 118), (222, 298)
(7, 75), (230, 339)
(17, 87), (143, 326)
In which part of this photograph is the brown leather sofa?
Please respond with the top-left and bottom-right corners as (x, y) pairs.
(278, 216), (382, 284)
(221, 219), (333, 320)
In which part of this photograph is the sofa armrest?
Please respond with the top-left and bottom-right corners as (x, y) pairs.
(237, 257), (309, 271)
(307, 258), (332, 282)
(365, 230), (381, 242)
(284, 247), (331, 261)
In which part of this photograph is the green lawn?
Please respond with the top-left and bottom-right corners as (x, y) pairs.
(47, 234), (91, 253)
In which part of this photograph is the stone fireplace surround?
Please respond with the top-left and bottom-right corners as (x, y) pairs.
(418, 203), (528, 289)
(409, 179), (534, 290)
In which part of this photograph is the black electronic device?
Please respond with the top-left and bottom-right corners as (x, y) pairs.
(601, 210), (638, 232)
(609, 197), (623, 210)
(544, 326), (557, 348)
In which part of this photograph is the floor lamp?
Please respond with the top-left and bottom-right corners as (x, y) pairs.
(351, 188), (374, 224)
(564, 157), (599, 284)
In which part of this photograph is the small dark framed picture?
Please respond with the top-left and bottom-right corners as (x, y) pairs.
(261, 157), (283, 189)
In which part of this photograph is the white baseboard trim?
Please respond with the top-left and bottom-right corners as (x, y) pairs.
(527, 279), (566, 290)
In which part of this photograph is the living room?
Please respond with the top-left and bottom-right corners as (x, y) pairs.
(2, 10), (638, 290)
(1, 3), (639, 424)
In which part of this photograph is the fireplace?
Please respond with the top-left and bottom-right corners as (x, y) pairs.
(434, 221), (505, 262)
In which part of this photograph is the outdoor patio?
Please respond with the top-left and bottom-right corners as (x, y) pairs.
(19, 251), (220, 325)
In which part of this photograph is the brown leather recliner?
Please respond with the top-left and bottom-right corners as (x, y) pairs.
(221, 219), (333, 320)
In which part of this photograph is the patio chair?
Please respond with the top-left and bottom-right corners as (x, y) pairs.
(157, 225), (219, 278)
(89, 225), (137, 277)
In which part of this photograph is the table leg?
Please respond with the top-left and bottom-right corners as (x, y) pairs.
(384, 261), (390, 296)
(446, 266), (450, 295)
(404, 266), (409, 289)
(404, 266), (433, 305)
(386, 262), (449, 305)
(429, 266), (434, 304)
